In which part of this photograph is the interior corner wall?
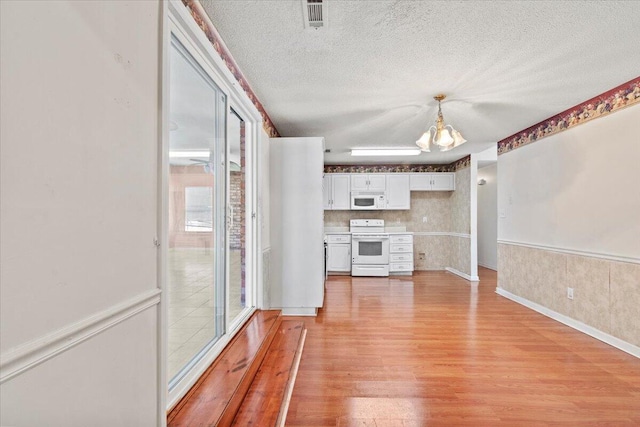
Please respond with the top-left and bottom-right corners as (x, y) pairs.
(449, 167), (472, 277)
(477, 164), (498, 270)
(0, 1), (161, 425)
(259, 127), (271, 308)
(497, 104), (640, 348)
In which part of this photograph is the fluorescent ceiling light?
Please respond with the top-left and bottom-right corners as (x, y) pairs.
(169, 151), (210, 158)
(351, 148), (421, 156)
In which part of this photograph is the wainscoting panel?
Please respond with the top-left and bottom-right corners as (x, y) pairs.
(498, 242), (640, 348)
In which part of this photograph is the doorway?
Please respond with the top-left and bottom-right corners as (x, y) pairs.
(167, 35), (227, 386)
(163, 15), (259, 407)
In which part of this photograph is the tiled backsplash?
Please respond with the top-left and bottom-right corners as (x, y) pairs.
(324, 191), (453, 231)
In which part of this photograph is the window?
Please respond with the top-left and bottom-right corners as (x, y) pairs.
(185, 187), (213, 232)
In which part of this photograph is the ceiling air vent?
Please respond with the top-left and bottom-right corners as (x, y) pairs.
(302, 0), (326, 29)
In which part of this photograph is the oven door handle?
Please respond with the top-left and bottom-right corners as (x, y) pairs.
(352, 234), (389, 240)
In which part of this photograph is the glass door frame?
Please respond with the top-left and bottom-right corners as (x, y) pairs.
(161, 0), (263, 414)
(225, 108), (255, 334)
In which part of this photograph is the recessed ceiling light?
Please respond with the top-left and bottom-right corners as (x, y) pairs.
(351, 148), (421, 156)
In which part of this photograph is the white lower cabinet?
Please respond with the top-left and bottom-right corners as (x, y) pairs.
(327, 234), (351, 273)
(389, 234), (413, 274)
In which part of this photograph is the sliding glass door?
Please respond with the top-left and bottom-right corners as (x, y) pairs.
(166, 28), (257, 396)
(167, 36), (227, 386)
(227, 110), (249, 328)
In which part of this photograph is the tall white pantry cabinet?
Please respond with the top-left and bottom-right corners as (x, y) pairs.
(269, 137), (325, 315)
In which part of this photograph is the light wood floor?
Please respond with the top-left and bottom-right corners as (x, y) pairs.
(285, 268), (640, 426)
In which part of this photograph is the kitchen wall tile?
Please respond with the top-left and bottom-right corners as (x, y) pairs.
(409, 192), (453, 232)
(537, 248), (569, 318)
(451, 168), (470, 234)
(610, 261), (640, 347)
(413, 235), (451, 270)
(498, 243), (639, 349)
(518, 245), (539, 303)
(449, 236), (471, 276)
(497, 243), (512, 290)
(324, 192), (452, 231)
(566, 255), (610, 334)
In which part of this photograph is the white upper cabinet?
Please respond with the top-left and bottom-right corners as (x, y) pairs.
(368, 174), (386, 191)
(332, 174), (351, 209)
(430, 173), (455, 190)
(385, 174), (410, 210)
(409, 173), (455, 191)
(323, 174), (332, 209)
(351, 174), (386, 191)
(324, 173), (351, 210)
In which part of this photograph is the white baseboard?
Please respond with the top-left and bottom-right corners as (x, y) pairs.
(478, 262), (497, 271)
(1, 288), (161, 383)
(445, 267), (480, 282)
(495, 287), (640, 359)
(281, 307), (317, 316)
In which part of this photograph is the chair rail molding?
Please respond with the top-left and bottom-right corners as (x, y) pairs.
(0, 288), (161, 383)
(498, 239), (639, 265)
(414, 231), (471, 238)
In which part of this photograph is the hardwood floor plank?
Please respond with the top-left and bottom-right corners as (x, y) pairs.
(285, 268), (640, 426)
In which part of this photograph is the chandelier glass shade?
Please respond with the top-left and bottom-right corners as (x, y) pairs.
(416, 94), (466, 152)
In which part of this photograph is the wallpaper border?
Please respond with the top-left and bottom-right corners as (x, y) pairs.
(498, 77), (640, 155)
(182, 0), (280, 137)
(325, 155), (471, 173)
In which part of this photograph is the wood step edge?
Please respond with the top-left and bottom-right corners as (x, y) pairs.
(276, 326), (307, 427)
(214, 313), (284, 426)
(231, 320), (306, 426)
(167, 310), (282, 425)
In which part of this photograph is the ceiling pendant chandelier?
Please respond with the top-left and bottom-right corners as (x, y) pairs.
(416, 94), (466, 152)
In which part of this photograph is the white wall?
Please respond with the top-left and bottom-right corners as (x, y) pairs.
(478, 163), (498, 269)
(497, 103), (640, 350)
(259, 128), (271, 309)
(498, 105), (640, 259)
(260, 128), (271, 251)
(269, 138), (325, 315)
(1, 1), (161, 425)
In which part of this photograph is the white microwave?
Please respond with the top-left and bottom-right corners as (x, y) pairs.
(351, 192), (386, 210)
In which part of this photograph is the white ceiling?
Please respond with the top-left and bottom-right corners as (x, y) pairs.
(200, 0), (640, 165)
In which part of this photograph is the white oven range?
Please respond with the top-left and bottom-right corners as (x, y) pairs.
(350, 219), (389, 277)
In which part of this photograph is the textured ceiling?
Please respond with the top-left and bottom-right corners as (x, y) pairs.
(200, 0), (640, 164)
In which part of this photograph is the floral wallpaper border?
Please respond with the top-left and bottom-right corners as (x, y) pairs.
(498, 77), (640, 155)
(450, 155), (471, 172)
(324, 155), (471, 174)
(182, 0), (280, 138)
(325, 164), (452, 173)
